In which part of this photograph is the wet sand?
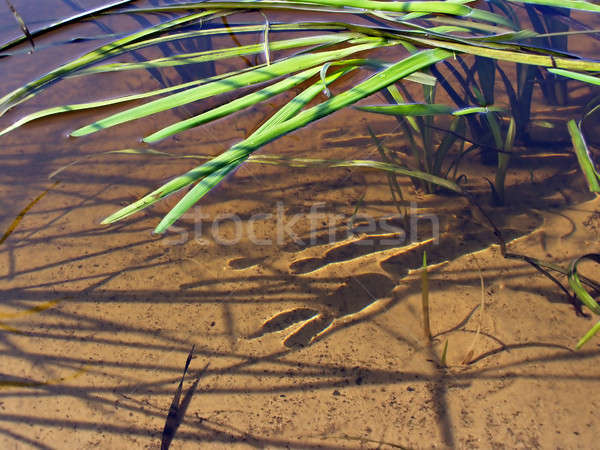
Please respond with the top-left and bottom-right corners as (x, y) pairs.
(1, 3), (600, 449)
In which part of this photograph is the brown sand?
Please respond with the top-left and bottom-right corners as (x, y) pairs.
(1, 5), (600, 449)
(1, 104), (600, 448)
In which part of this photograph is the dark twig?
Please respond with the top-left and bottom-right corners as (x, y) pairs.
(5, 0), (35, 52)
(0, 0), (136, 52)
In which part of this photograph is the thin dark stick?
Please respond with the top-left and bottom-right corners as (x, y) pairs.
(0, 0), (136, 52)
(5, 0), (34, 51)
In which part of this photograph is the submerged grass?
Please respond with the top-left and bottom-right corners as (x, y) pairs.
(421, 251), (431, 341)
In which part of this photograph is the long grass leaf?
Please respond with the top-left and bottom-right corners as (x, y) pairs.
(153, 157), (462, 233)
(245, 157), (462, 193)
(357, 104), (504, 116)
(101, 66), (350, 225)
(357, 103), (454, 116)
(118, 1), (513, 26)
(406, 36), (600, 71)
(568, 119), (600, 192)
(113, 1), (475, 16)
(156, 163), (240, 232)
(75, 33), (353, 75)
(453, 105), (505, 115)
(548, 68), (600, 86)
(0, 11), (219, 116)
(71, 40), (385, 137)
(568, 254), (600, 315)
(110, 2), (356, 15)
(94, 22), (348, 59)
(143, 65), (327, 142)
(0, 65), (263, 137)
(495, 116), (515, 204)
(576, 320), (600, 349)
(105, 48), (452, 230)
(568, 254), (600, 348)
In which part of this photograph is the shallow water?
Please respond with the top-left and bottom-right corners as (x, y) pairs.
(1, 3), (600, 449)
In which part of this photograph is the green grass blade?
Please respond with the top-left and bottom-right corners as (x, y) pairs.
(568, 119), (600, 192)
(71, 40), (385, 137)
(432, 115), (465, 177)
(94, 22), (348, 59)
(427, 16), (516, 34)
(106, 48), (451, 231)
(568, 254), (600, 315)
(453, 106), (505, 115)
(548, 68), (600, 86)
(102, 65), (351, 226)
(0, 10), (219, 117)
(0, 65), (264, 137)
(75, 33), (354, 75)
(576, 320), (600, 350)
(116, 1), (461, 15)
(155, 162), (240, 233)
(386, 84), (420, 132)
(406, 36), (600, 71)
(284, 0), (473, 14)
(114, 0), (513, 26)
(467, 9), (515, 28)
(275, 158), (462, 193)
(356, 103), (454, 116)
(233, 48), (451, 153)
(109, 2), (356, 15)
(568, 253), (600, 349)
(495, 116), (515, 204)
(143, 65), (326, 142)
(100, 151), (242, 225)
(357, 104), (505, 116)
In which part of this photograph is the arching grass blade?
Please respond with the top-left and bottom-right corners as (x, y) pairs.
(0, 10), (219, 116)
(568, 119), (600, 192)
(71, 40), (385, 137)
(548, 68), (600, 86)
(101, 65), (354, 226)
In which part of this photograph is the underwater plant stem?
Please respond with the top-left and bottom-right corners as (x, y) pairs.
(421, 251), (432, 341)
(495, 116), (516, 205)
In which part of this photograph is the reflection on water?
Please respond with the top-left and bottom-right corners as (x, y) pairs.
(0, 2), (600, 449)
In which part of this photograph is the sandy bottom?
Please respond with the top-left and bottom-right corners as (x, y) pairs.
(1, 106), (600, 450)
